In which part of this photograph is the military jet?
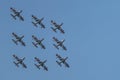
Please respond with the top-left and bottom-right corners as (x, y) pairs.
(31, 15), (45, 28)
(10, 7), (24, 21)
(51, 20), (65, 34)
(32, 35), (45, 49)
(12, 54), (27, 68)
(12, 32), (26, 46)
(34, 57), (48, 71)
(53, 37), (67, 50)
(56, 54), (70, 68)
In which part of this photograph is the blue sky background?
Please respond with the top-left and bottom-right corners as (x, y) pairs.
(1, 0), (120, 80)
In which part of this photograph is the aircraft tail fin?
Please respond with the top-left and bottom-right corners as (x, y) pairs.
(32, 22), (37, 27)
(32, 42), (38, 48)
(13, 61), (19, 67)
(51, 27), (57, 32)
(12, 39), (18, 45)
(10, 14), (16, 20)
(56, 61), (62, 67)
(53, 44), (59, 49)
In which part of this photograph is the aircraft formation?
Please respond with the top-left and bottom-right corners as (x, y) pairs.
(11, 7), (70, 71)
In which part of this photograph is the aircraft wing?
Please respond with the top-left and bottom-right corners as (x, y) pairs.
(40, 23), (45, 28)
(64, 62), (70, 68)
(20, 40), (26, 46)
(59, 28), (65, 34)
(22, 62), (27, 68)
(40, 43), (46, 49)
(61, 45), (67, 50)
(34, 57), (42, 64)
(19, 15), (24, 21)
(43, 65), (48, 71)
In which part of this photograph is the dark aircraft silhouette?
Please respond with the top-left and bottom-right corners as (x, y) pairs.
(32, 35), (46, 49)
(10, 7), (24, 21)
(51, 20), (64, 34)
(34, 57), (48, 71)
(12, 32), (26, 46)
(56, 54), (70, 68)
(31, 15), (45, 28)
(12, 54), (27, 68)
(53, 37), (67, 50)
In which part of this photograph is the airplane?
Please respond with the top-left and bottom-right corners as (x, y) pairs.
(10, 7), (24, 21)
(53, 37), (67, 50)
(12, 32), (26, 46)
(32, 35), (46, 49)
(51, 20), (65, 34)
(34, 57), (48, 71)
(31, 15), (45, 28)
(56, 54), (70, 68)
(12, 54), (27, 68)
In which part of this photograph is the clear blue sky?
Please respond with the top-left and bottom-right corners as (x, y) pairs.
(1, 0), (120, 80)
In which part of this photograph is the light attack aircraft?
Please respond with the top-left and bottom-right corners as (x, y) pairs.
(10, 7), (24, 21)
(12, 54), (27, 68)
(51, 20), (65, 34)
(53, 37), (67, 50)
(31, 15), (45, 28)
(32, 35), (46, 49)
(12, 32), (26, 46)
(56, 54), (70, 68)
(34, 57), (48, 71)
